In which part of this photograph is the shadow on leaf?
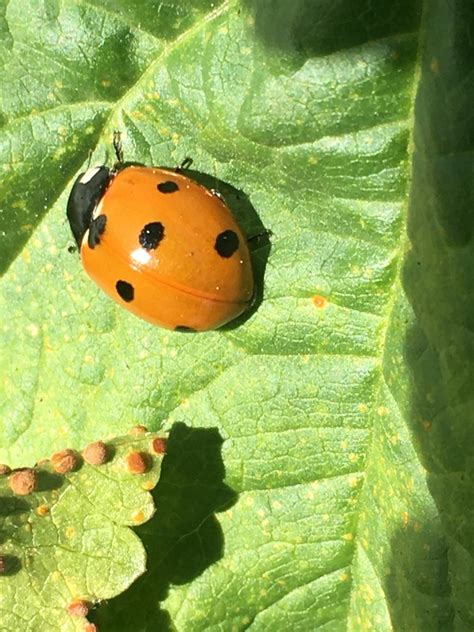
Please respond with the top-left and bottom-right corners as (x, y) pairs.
(36, 470), (64, 492)
(387, 1), (474, 628)
(242, 0), (422, 62)
(385, 524), (452, 630)
(94, 422), (237, 630)
(0, 554), (22, 576)
(0, 496), (30, 518)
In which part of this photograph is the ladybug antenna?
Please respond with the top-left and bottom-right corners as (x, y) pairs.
(86, 149), (93, 169)
(113, 131), (124, 165)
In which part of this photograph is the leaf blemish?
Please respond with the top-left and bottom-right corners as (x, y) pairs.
(312, 295), (327, 308)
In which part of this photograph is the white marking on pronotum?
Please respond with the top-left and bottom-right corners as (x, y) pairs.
(79, 166), (101, 184)
(81, 229), (89, 249)
(92, 198), (104, 219)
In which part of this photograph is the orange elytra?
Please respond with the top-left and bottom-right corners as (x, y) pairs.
(66, 139), (254, 332)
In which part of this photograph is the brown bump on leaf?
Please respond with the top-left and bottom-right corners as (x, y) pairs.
(51, 449), (80, 474)
(0, 556), (5, 574)
(151, 437), (167, 454)
(129, 425), (148, 435)
(36, 504), (50, 517)
(67, 599), (90, 617)
(126, 451), (151, 474)
(0, 464), (11, 475)
(9, 468), (38, 495)
(83, 441), (109, 465)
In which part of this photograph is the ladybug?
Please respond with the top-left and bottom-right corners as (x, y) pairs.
(66, 136), (254, 331)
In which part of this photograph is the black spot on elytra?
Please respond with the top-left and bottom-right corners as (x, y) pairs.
(116, 280), (134, 302)
(88, 215), (107, 249)
(175, 325), (197, 333)
(215, 230), (239, 258)
(139, 222), (165, 250)
(157, 181), (179, 193)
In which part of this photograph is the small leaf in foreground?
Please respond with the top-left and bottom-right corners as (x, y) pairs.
(0, 431), (167, 632)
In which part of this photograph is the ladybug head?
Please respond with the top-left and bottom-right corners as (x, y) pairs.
(66, 166), (112, 247)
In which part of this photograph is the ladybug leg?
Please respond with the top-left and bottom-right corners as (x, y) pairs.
(174, 156), (193, 173)
(87, 215), (107, 249)
(211, 189), (226, 202)
(176, 157), (193, 172)
(247, 229), (273, 244)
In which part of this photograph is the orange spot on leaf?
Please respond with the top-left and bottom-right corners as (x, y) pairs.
(133, 510), (145, 524)
(312, 295), (327, 309)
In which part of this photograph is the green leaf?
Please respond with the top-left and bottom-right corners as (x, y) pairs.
(0, 431), (166, 631)
(1, 0), (473, 630)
